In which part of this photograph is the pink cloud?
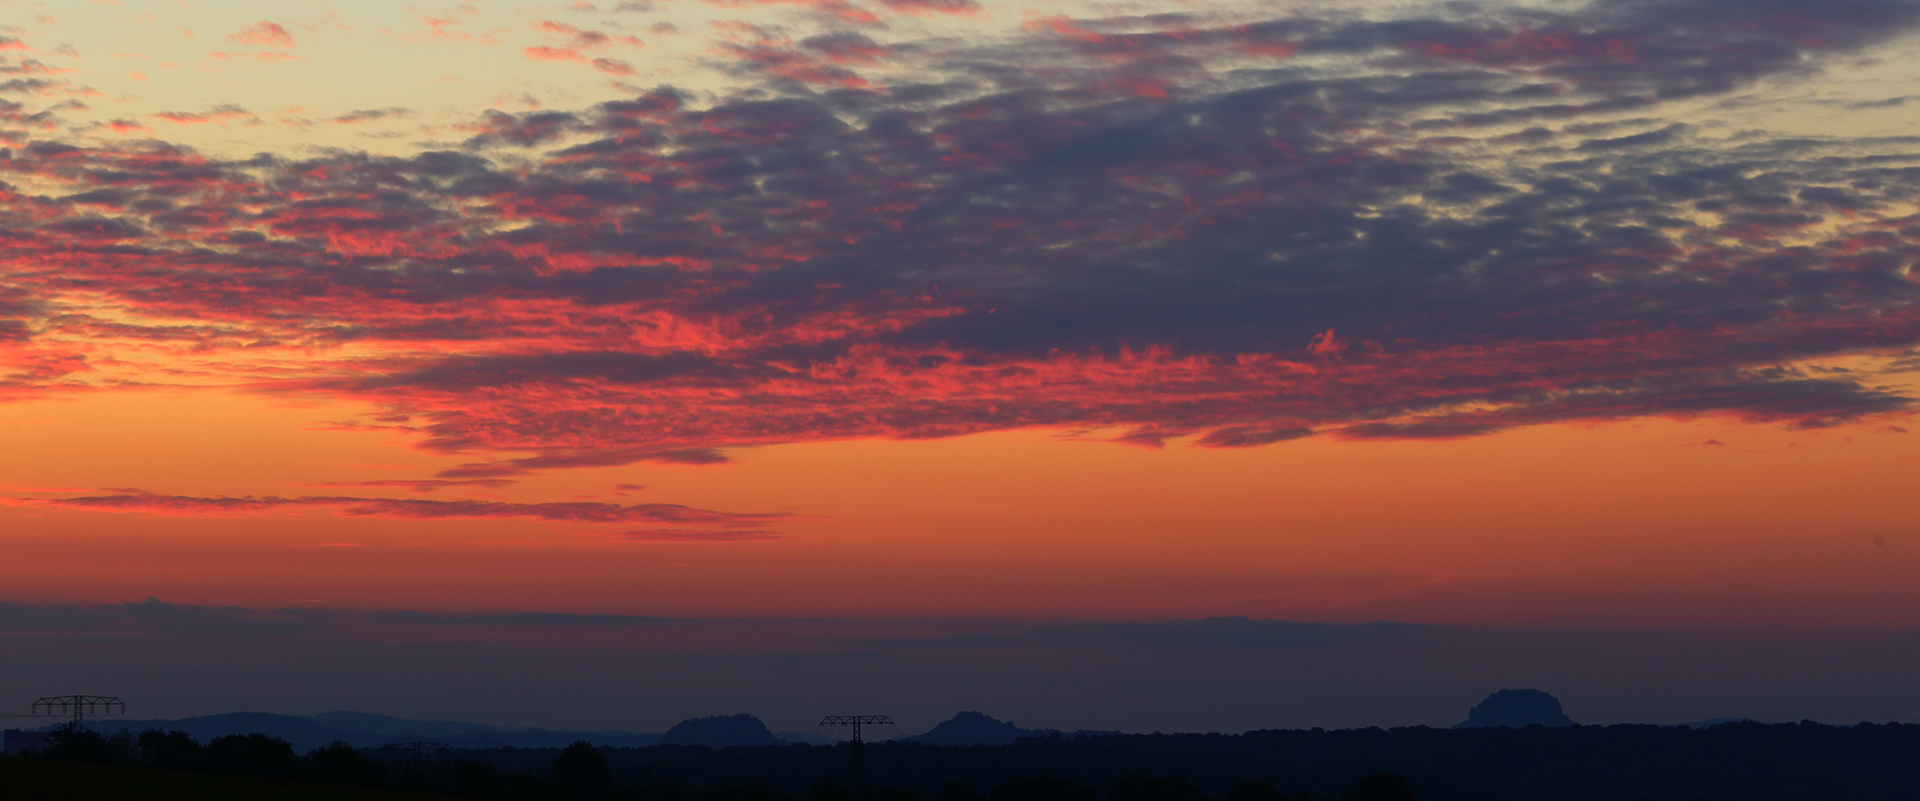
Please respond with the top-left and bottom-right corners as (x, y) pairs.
(230, 22), (296, 48)
(150, 105), (255, 125)
(525, 46), (587, 62)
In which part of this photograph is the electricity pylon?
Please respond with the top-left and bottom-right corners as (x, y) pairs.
(819, 715), (893, 786)
(818, 715), (893, 744)
(33, 696), (124, 727)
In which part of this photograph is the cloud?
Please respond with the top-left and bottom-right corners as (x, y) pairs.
(855, 617), (1432, 650)
(305, 479), (516, 493)
(877, 0), (979, 16)
(536, 20), (641, 50)
(524, 45), (587, 62)
(701, 0), (881, 26)
(611, 528), (778, 541)
(229, 22), (295, 48)
(332, 107), (411, 125)
(151, 104), (255, 124)
(0, 0), (1916, 472)
(593, 58), (636, 76)
(28, 490), (784, 528)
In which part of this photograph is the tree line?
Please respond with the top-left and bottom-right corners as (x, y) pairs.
(24, 723), (1420, 801)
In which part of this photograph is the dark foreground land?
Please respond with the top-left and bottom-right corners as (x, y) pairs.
(6, 721), (1914, 801)
(0, 755), (463, 801)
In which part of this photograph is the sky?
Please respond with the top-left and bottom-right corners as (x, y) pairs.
(0, 0), (1917, 734)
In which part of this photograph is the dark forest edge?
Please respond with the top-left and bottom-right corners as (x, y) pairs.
(6, 720), (1915, 801)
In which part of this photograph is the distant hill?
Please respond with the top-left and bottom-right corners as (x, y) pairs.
(773, 729), (839, 746)
(657, 714), (783, 748)
(1453, 689), (1577, 729)
(895, 711), (1125, 745)
(1680, 717), (1766, 729)
(309, 711), (519, 737)
(905, 711), (1052, 746)
(306, 710), (660, 749)
(51, 713), (379, 753)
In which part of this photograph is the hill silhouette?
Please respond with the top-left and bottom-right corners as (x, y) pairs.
(906, 711), (1053, 746)
(1452, 689), (1576, 729)
(656, 714), (784, 748)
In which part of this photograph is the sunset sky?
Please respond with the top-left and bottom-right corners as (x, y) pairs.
(1, 0), (1916, 734)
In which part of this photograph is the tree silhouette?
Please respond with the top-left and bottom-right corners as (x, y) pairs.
(205, 732), (299, 778)
(552, 739), (612, 797)
(136, 728), (202, 769)
(1222, 779), (1311, 801)
(990, 776), (1097, 801)
(41, 724), (134, 763)
(1340, 774), (1416, 801)
(309, 739), (387, 785)
(1110, 773), (1205, 801)
(935, 780), (986, 801)
(811, 777), (856, 801)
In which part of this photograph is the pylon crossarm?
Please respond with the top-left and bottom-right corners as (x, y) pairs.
(818, 715), (893, 744)
(30, 695), (124, 725)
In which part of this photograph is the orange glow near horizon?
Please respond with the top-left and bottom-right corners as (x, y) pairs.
(2, 385), (1912, 627)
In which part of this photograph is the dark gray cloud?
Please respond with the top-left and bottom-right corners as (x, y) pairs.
(1, 0), (1917, 467)
(31, 490), (782, 527)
